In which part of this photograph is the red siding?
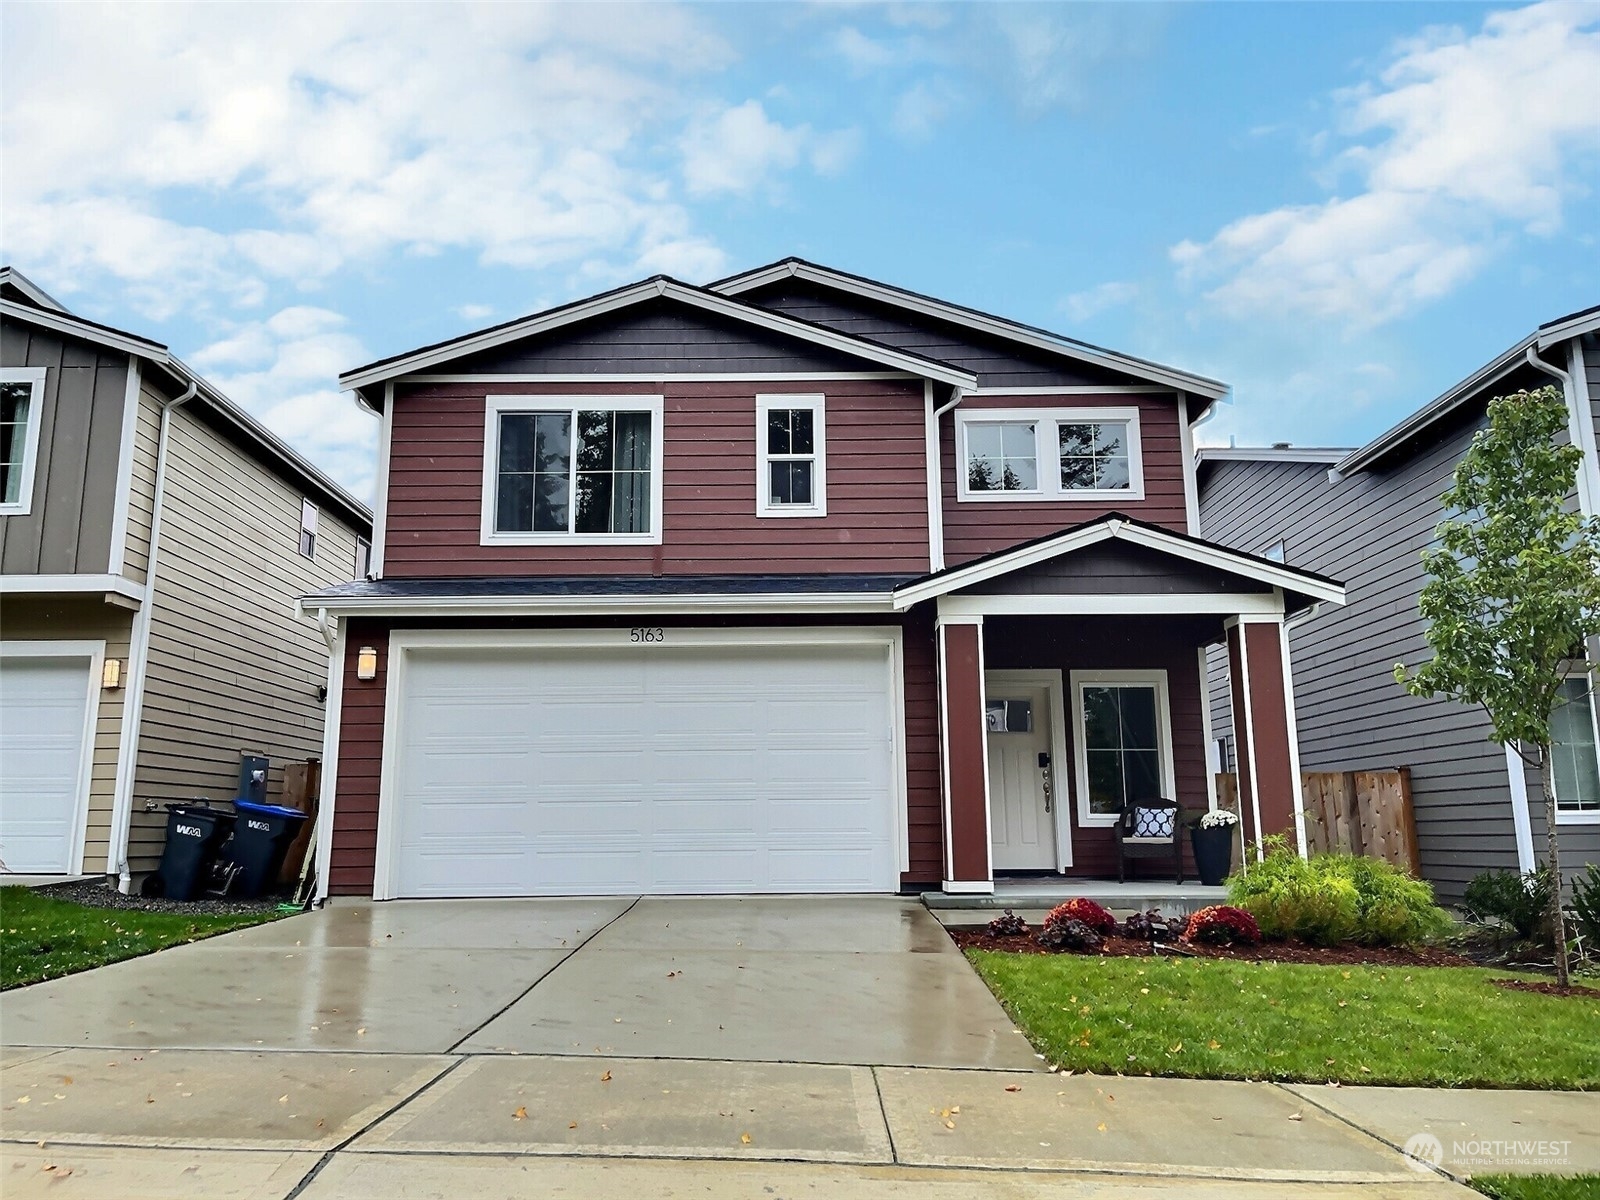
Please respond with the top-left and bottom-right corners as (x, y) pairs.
(940, 621), (990, 883)
(940, 394), (1190, 566)
(383, 379), (931, 577)
(326, 615), (946, 896)
(984, 616), (1215, 880)
(1242, 621), (1296, 842)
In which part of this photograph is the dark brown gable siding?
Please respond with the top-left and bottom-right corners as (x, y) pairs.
(383, 378), (931, 577)
(964, 541), (1271, 596)
(941, 394), (1189, 566)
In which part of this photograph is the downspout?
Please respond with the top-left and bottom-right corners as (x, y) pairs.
(109, 377), (197, 892)
(1526, 341), (1595, 517)
(925, 385), (965, 573)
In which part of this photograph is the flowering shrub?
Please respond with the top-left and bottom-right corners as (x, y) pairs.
(1198, 809), (1239, 830)
(1036, 916), (1104, 952)
(983, 909), (1030, 938)
(1045, 898), (1118, 936)
(1122, 908), (1185, 942)
(1184, 904), (1261, 946)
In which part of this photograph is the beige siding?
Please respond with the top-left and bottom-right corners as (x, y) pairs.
(120, 385), (163, 587)
(128, 406), (362, 871)
(0, 595), (135, 875)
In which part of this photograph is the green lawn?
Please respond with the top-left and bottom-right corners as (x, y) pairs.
(967, 950), (1600, 1089)
(1470, 1176), (1600, 1199)
(1, 887), (283, 990)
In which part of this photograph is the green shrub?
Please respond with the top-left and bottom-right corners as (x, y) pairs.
(1571, 863), (1600, 948)
(1226, 843), (1451, 946)
(1462, 869), (1556, 943)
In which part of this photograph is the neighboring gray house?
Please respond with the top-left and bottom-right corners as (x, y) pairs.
(1198, 305), (1600, 904)
(0, 267), (372, 888)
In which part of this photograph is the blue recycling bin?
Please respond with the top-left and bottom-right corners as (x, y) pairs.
(220, 800), (310, 898)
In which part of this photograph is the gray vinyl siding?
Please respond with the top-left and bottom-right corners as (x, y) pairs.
(119, 379), (164, 586)
(1200, 401), (1600, 901)
(446, 299), (877, 375)
(125, 396), (364, 872)
(742, 280), (1135, 389)
(1585, 333), (1600, 473)
(0, 323), (129, 576)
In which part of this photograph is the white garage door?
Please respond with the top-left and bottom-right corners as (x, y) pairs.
(0, 652), (94, 875)
(384, 638), (900, 898)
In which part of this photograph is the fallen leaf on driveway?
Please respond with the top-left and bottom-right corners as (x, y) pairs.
(513, 1107), (528, 1120)
(569, 1121), (578, 1130)
(600, 1071), (612, 1083)
(740, 1133), (752, 1145)
(1288, 1113), (1303, 1122)
(1004, 1085), (1021, 1093)
(1097, 1122), (1107, 1132)
(278, 1095), (288, 1104)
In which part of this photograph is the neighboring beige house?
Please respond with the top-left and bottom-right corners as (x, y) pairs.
(0, 267), (372, 888)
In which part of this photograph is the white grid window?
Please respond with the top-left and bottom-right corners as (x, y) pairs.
(0, 367), (46, 516)
(756, 394), (826, 517)
(957, 406), (1145, 503)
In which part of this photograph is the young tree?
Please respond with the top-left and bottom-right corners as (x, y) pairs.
(1395, 386), (1600, 987)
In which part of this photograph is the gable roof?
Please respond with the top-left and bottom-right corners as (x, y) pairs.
(0, 266), (68, 314)
(338, 275), (979, 402)
(1337, 302), (1600, 476)
(890, 512), (1345, 612)
(1194, 445), (1352, 481)
(711, 257), (1229, 403)
(0, 289), (370, 532)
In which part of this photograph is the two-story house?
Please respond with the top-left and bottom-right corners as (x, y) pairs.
(302, 260), (1343, 903)
(1198, 304), (1600, 904)
(0, 267), (371, 888)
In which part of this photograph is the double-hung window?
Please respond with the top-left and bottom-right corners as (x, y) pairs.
(482, 395), (663, 545)
(957, 407), (1144, 502)
(1070, 669), (1176, 827)
(1552, 672), (1600, 823)
(0, 367), (47, 517)
(756, 393), (826, 516)
(298, 499), (318, 559)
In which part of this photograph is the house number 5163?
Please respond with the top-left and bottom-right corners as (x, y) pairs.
(630, 627), (665, 643)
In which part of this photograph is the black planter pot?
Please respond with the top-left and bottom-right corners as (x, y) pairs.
(1190, 824), (1234, 887)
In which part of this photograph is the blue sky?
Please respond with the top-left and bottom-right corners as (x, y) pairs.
(4, 1), (1597, 499)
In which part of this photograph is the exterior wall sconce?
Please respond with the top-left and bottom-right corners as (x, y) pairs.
(356, 646), (379, 681)
(101, 658), (122, 690)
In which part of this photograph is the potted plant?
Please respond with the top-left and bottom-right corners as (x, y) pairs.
(1190, 809), (1238, 887)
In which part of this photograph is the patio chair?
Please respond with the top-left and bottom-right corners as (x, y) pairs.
(1114, 797), (1183, 884)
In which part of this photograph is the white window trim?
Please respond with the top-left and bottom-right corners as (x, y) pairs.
(480, 394), (665, 547)
(299, 498), (319, 560)
(1553, 668), (1600, 825)
(755, 393), (827, 518)
(955, 406), (1145, 503)
(1068, 668), (1177, 829)
(0, 367), (48, 517)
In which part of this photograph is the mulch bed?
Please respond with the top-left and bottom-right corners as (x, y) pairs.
(1489, 977), (1600, 999)
(952, 929), (1474, 968)
(30, 879), (289, 918)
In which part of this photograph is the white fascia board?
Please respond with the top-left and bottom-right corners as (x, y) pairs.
(936, 592), (1286, 617)
(339, 278), (976, 394)
(1194, 447), (1352, 466)
(1536, 309), (1600, 349)
(714, 262), (1229, 401)
(0, 298), (166, 360)
(892, 520), (1345, 610)
(0, 574), (147, 603)
(0, 267), (70, 313)
(303, 593), (900, 619)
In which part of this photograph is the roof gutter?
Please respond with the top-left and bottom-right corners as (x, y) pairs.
(1525, 341), (1597, 518)
(108, 376), (196, 894)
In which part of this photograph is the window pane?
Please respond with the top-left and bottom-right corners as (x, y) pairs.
(1553, 677), (1600, 812)
(1059, 457), (1095, 490)
(1118, 686), (1158, 748)
(1090, 423), (1124, 455)
(1001, 422), (1034, 457)
(615, 411), (651, 471)
(532, 473), (568, 531)
(1124, 750), (1162, 802)
(770, 460), (813, 506)
(789, 408), (814, 455)
(1082, 687), (1119, 749)
(574, 470), (613, 533)
(497, 472), (534, 531)
(1058, 423), (1094, 456)
(499, 414), (536, 473)
(1086, 750), (1125, 814)
(966, 423), (1003, 459)
(986, 699), (1032, 733)
(1002, 456), (1037, 491)
(968, 457), (1001, 491)
(1094, 454), (1130, 490)
(533, 413), (571, 473)
(612, 470), (650, 533)
(576, 411), (614, 471)
(767, 410), (790, 455)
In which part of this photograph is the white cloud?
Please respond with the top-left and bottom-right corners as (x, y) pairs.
(1060, 281), (1139, 323)
(1174, 1), (1600, 328)
(834, 26), (897, 73)
(454, 303), (496, 322)
(891, 79), (960, 141)
(680, 99), (857, 196)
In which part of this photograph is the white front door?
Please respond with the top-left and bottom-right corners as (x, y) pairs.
(0, 651), (96, 874)
(986, 683), (1056, 870)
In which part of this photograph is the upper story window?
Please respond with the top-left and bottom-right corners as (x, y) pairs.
(0, 367), (47, 517)
(756, 393), (826, 517)
(1261, 539), (1287, 563)
(956, 406), (1144, 503)
(1553, 672), (1599, 823)
(481, 395), (663, 546)
(299, 499), (318, 559)
(354, 536), (371, 580)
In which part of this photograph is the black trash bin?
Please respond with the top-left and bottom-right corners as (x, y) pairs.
(145, 803), (236, 901)
(221, 800), (310, 898)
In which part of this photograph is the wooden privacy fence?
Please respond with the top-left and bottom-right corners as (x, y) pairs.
(1213, 767), (1421, 875)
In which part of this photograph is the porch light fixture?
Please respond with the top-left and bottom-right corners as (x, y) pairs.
(356, 646), (379, 681)
(101, 658), (122, 690)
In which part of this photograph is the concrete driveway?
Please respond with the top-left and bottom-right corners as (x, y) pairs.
(0, 896), (1476, 1198)
(0, 896), (1036, 1067)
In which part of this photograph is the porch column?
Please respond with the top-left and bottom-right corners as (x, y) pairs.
(1224, 614), (1306, 858)
(936, 612), (992, 892)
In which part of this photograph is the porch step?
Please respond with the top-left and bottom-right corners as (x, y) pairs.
(922, 880), (1225, 925)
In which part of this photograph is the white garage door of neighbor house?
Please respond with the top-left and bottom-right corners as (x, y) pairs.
(386, 641), (900, 898)
(0, 654), (94, 874)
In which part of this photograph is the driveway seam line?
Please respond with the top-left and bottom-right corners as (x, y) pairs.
(868, 1065), (899, 1164)
(445, 896), (642, 1054)
(1268, 1081), (1462, 1185)
(282, 1055), (468, 1200)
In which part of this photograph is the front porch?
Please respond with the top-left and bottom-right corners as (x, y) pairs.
(898, 515), (1346, 897)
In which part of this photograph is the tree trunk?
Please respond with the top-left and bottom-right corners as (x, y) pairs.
(1538, 747), (1569, 988)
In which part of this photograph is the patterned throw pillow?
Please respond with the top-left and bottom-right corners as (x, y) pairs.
(1132, 806), (1176, 839)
